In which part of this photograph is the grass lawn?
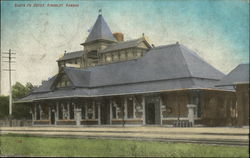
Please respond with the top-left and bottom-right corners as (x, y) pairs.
(0, 134), (248, 157)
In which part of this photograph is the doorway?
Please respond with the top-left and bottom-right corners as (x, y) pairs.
(51, 111), (55, 125)
(146, 103), (155, 124)
(145, 96), (160, 125)
(100, 100), (110, 125)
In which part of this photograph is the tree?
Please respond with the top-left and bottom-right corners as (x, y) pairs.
(0, 82), (34, 119)
(12, 82), (34, 99)
(0, 96), (9, 119)
(12, 82), (34, 119)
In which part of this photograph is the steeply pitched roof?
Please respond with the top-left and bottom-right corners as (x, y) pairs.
(85, 15), (116, 44)
(216, 63), (250, 86)
(99, 38), (150, 53)
(87, 43), (224, 87)
(57, 51), (84, 62)
(32, 75), (57, 93)
(63, 67), (91, 87)
(19, 43), (228, 102)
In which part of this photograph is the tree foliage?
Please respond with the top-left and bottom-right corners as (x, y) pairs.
(0, 82), (34, 119)
(0, 96), (9, 119)
(12, 82), (34, 99)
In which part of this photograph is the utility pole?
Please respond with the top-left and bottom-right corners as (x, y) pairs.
(2, 49), (16, 126)
(0, 50), (1, 95)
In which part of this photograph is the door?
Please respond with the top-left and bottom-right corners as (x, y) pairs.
(51, 111), (55, 125)
(100, 100), (110, 125)
(146, 103), (155, 124)
(145, 96), (161, 125)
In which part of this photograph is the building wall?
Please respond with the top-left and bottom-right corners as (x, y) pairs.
(236, 83), (249, 126)
(199, 91), (236, 126)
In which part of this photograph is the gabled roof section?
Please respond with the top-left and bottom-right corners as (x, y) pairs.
(84, 14), (116, 44)
(216, 63), (250, 86)
(99, 37), (152, 53)
(57, 51), (84, 62)
(51, 67), (91, 89)
(64, 67), (91, 87)
(32, 75), (57, 93)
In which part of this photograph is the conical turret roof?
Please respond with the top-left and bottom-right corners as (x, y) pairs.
(85, 14), (116, 44)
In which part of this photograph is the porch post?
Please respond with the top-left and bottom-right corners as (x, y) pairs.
(67, 101), (70, 120)
(159, 96), (163, 125)
(142, 95), (146, 125)
(34, 103), (37, 121)
(98, 102), (101, 125)
(110, 99), (112, 125)
(73, 102), (76, 120)
(93, 100), (96, 119)
(124, 96), (128, 119)
(115, 101), (118, 119)
(133, 96), (136, 118)
(39, 104), (42, 120)
(56, 102), (59, 125)
(85, 101), (88, 119)
(49, 105), (51, 125)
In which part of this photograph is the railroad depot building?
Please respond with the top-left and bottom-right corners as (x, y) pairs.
(18, 13), (241, 127)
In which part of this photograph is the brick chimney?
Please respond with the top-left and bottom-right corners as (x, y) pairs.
(113, 32), (124, 42)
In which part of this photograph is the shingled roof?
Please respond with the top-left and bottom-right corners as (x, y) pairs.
(84, 14), (116, 44)
(216, 63), (249, 86)
(18, 43), (228, 102)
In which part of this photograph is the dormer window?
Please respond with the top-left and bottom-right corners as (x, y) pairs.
(56, 74), (72, 88)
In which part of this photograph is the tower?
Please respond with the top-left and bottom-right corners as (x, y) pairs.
(81, 10), (117, 67)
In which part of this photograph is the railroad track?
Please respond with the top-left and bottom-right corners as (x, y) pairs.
(1, 128), (248, 147)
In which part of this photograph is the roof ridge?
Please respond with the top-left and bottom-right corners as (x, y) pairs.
(108, 37), (142, 45)
(152, 43), (178, 50)
(177, 45), (194, 79)
(180, 45), (225, 76)
(66, 50), (84, 54)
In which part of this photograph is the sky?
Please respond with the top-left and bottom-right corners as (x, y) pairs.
(1, 0), (249, 95)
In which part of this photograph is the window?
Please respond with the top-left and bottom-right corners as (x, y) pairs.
(95, 104), (98, 119)
(113, 53), (119, 61)
(134, 96), (143, 118)
(105, 54), (112, 62)
(70, 103), (75, 119)
(127, 51), (133, 59)
(87, 104), (93, 119)
(36, 105), (40, 120)
(137, 51), (142, 57)
(59, 103), (63, 120)
(120, 52), (126, 60)
(81, 104), (85, 119)
(62, 104), (68, 120)
(112, 102), (116, 119)
(56, 75), (71, 88)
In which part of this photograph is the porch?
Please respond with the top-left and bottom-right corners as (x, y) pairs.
(28, 90), (236, 127)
